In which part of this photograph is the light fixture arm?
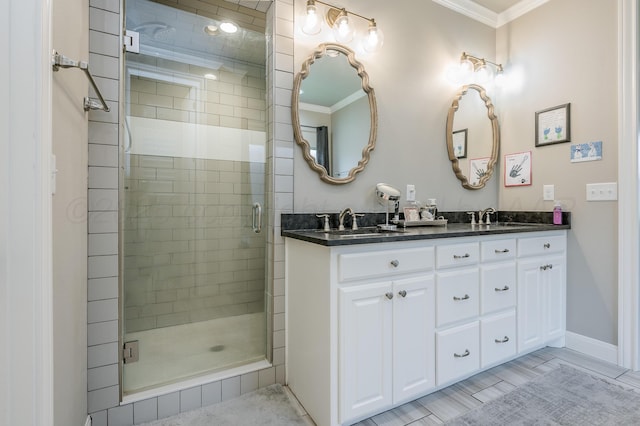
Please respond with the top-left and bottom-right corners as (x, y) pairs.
(309, 0), (376, 26)
(461, 52), (503, 72)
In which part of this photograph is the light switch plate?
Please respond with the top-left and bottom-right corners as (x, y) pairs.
(586, 182), (618, 201)
(543, 184), (554, 201)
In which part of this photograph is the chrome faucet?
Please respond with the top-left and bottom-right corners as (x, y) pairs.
(339, 207), (354, 230)
(478, 207), (496, 225)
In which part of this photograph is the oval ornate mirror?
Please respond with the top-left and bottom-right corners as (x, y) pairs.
(446, 84), (500, 189)
(292, 43), (377, 184)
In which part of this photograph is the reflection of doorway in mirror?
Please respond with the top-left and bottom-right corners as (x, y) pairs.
(469, 157), (490, 186)
(453, 128), (467, 158)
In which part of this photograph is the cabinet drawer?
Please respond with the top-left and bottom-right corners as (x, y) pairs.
(436, 242), (479, 269)
(436, 321), (480, 385)
(481, 310), (517, 368)
(518, 235), (565, 257)
(338, 247), (434, 282)
(480, 263), (516, 314)
(481, 239), (516, 262)
(436, 268), (479, 327)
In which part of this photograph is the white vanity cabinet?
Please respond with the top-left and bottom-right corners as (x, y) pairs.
(285, 229), (566, 426)
(339, 275), (435, 421)
(516, 234), (567, 352)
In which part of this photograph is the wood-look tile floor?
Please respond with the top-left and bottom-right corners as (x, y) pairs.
(289, 347), (637, 426)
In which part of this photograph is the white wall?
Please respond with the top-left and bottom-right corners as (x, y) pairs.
(1, 0), (54, 425)
(497, 0), (618, 345)
(52, 0), (89, 424)
(290, 0), (619, 347)
(292, 0), (499, 214)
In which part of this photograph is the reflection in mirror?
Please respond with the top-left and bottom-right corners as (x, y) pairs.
(446, 84), (499, 190)
(292, 43), (377, 184)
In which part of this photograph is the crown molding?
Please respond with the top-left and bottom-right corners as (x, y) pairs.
(432, 0), (549, 28)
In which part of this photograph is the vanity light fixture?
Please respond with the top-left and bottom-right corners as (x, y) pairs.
(454, 52), (504, 86)
(301, 0), (384, 52)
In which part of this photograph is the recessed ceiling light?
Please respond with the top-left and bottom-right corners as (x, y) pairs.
(204, 25), (219, 36)
(220, 21), (238, 34)
(204, 73), (218, 80)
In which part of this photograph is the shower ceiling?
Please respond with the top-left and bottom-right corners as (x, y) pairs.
(126, 0), (266, 66)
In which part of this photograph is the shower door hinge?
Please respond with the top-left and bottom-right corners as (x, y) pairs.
(124, 30), (140, 53)
(123, 340), (139, 364)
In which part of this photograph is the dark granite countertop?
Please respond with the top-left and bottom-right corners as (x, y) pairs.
(281, 211), (571, 247)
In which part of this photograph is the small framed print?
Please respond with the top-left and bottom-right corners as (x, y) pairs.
(535, 103), (571, 146)
(504, 151), (532, 187)
(403, 206), (420, 222)
(452, 129), (467, 158)
(469, 157), (490, 186)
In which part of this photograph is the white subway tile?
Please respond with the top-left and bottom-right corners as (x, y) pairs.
(88, 298), (118, 323)
(89, 30), (120, 57)
(89, 166), (118, 189)
(89, 7), (119, 35)
(89, 233), (118, 256)
(89, 211), (118, 234)
(88, 363), (118, 391)
(89, 144), (118, 167)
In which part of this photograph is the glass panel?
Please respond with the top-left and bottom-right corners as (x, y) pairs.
(122, 0), (267, 395)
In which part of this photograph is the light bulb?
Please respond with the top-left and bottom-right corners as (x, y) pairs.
(474, 62), (493, 84)
(302, 1), (322, 35)
(494, 69), (506, 87)
(332, 11), (353, 43)
(459, 58), (474, 83)
(363, 20), (384, 53)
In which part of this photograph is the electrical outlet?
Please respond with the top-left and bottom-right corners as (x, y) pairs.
(406, 184), (416, 202)
(543, 184), (554, 201)
(586, 182), (618, 201)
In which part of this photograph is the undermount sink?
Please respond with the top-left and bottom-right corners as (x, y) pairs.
(317, 227), (405, 238)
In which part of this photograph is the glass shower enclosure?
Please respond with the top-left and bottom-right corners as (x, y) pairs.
(121, 0), (268, 396)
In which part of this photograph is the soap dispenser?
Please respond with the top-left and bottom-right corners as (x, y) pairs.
(553, 201), (562, 225)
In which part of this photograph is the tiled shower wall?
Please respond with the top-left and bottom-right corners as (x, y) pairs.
(123, 61), (267, 333)
(123, 154), (266, 332)
(86, 0), (294, 424)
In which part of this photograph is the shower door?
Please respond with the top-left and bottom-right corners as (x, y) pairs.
(121, 0), (268, 395)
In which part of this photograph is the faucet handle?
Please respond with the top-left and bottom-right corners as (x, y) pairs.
(485, 211), (493, 225)
(316, 214), (331, 232)
(351, 213), (364, 230)
(467, 211), (476, 225)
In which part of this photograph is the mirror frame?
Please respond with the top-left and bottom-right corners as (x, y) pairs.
(446, 84), (500, 190)
(292, 43), (378, 184)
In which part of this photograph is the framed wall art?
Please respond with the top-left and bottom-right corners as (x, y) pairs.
(535, 103), (571, 147)
(505, 151), (532, 187)
(452, 129), (467, 158)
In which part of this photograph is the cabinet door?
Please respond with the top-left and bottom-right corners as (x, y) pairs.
(545, 255), (566, 344)
(517, 258), (544, 353)
(339, 282), (393, 423)
(393, 275), (435, 403)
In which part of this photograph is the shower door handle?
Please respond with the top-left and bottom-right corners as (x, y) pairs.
(252, 202), (262, 234)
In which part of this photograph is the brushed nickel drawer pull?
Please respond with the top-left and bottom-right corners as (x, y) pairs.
(398, 290), (407, 298)
(453, 253), (471, 259)
(495, 336), (510, 343)
(385, 292), (394, 300)
(453, 294), (470, 301)
(494, 248), (510, 253)
(494, 285), (510, 292)
(454, 349), (470, 358)
(390, 259), (399, 267)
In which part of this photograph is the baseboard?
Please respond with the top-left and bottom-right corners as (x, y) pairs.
(84, 414), (91, 426)
(565, 331), (618, 364)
